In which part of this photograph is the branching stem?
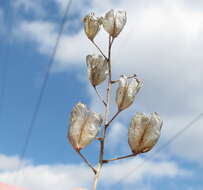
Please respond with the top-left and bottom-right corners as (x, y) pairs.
(76, 150), (97, 174)
(103, 153), (137, 163)
(105, 110), (121, 128)
(91, 40), (108, 60)
(91, 36), (114, 190)
(93, 86), (107, 106)
(111, 74), (137, 84)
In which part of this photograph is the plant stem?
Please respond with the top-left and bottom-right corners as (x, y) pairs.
(77, 150), (97, 174)
(93, 86), (107, 106)
(91, 40), (108, 60)
(105, 110), (121, 128)
(92, 36), (114, 190)
(103, 153), (137, 163)
(111, 74), (137, 84)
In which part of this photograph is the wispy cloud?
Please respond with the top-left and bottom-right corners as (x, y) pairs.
(0, 154), (187, 190)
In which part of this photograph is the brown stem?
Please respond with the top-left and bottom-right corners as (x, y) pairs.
(105, 110), (121, 128)
(91, 40), (108, 60)
(92, 36), (114, 190)
(111, 74), (137, 84)
(93, 86), (107, 106)
(103, 153), (137, 163)
(77, 150), (97, 174)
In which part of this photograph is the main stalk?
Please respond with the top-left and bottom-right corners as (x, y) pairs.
(91, 36), (113, 190)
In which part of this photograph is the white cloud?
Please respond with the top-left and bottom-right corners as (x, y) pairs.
(101, 158), (187, 187)
(16, 20), (98, 70)
(0, 154), (186, 190)
(0, 154), (29, 171)
(17, 21), (56, 54)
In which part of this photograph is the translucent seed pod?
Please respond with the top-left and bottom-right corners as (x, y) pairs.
(86, 54), (108, 86)
(83, 13), (101, 41)
(102, 9), (127, 38)
(128, 112), (163, 154)
(116, 75), (143, 111)
(68, 103), (102, 151)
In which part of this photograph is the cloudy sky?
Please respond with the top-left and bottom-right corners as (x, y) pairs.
(0, 0), (203, 189)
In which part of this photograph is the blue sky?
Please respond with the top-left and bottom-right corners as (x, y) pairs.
(0, 0), (203, 190)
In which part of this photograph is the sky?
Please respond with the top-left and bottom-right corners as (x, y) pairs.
(0, 0), (203, 189)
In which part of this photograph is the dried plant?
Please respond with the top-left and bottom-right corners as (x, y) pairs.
(67, 9), (163, 190)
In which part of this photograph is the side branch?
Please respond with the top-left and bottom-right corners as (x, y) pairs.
(77, 150), (97, 174)
(91, 40), (108, 60)
(93, 86), (107, 106)
(105, 110), (121, 128)
(103, 153), (137, 163)
(111, 74), (137, 84)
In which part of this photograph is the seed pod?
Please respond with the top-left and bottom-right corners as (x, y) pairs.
(101, 9), (127, 38)
(83, 13), (101, 41)
(128, 112), (163, 154)
(86, 54), (108, 86)
(116, 75), (143, 111)
(68, 102), (102, 151)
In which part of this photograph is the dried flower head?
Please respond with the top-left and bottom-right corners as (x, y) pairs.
(86, 54), (108, 86)
(128, 112), (163, 154)
(68, 102), (102, 151)
(102, 9), (127, 38)
(83, 13), (101, 41)
(116, 75), (143, 111)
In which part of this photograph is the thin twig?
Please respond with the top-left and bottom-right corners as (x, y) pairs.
(105, 110), (121, 128)
(103, 153), (137, 163)
(93, 86), (107, 106)
(77, 150), (97, 174)
(91, 40), (108, 60)
(111, 74), (137, 84)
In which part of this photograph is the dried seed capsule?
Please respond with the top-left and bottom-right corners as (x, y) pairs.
(128, 112), (163, 154)
(68, 103), (102, 151)
(83, 13), (101, 41)
(86, 54), (108, 86)
(116, 75), (142, 111)
(102, 9), (127, 38)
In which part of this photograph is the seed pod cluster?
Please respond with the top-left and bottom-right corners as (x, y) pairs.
(83, 9), (127, 40)
(67, 9), (163, 182)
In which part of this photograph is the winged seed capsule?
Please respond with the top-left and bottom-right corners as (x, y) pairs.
(68, 103), (102, 151)
(116, 75), (143, 111)
(86, 54), (108, 86)
(128, 112), (163, 154)
(102, 9), (127, 38)
(83, 13), (101, 41)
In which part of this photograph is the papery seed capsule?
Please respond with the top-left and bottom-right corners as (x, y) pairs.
(68, 102), (102, 151)
(83, 13), (101, 41)
(102, 9), (127, 38)
(116, 75), (142, 111)
(128, 112), (163, 154)
(86, 54), (108, 86)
